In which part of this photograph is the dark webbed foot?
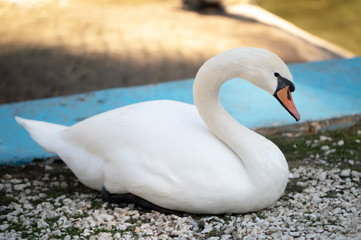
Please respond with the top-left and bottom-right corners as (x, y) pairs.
(101, 187), (184, 216)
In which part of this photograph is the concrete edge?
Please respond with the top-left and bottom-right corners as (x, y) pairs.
(256, 114), (361, 136)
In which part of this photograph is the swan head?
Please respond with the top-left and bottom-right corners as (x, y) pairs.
(194, 47), (300, 121)
(246, 48), (300, 122)
(240, 47), (300, 121)
(272, 72), (300, 121)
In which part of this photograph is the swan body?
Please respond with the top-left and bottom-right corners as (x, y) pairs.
(16, 47), (300, 214)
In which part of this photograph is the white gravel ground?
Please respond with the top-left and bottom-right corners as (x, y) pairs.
(1, 164), (360, 239)
(1, 132), (361, 239)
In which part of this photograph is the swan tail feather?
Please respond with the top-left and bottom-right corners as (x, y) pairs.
(15, 116), (68, 153)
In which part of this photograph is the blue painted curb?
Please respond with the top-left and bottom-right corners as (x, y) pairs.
(1, 57), (361, 165)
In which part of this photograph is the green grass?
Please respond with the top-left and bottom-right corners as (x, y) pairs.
(257, 0), (361, 54)
(268, 119), (361, 171)
(0, 193), (14, 207)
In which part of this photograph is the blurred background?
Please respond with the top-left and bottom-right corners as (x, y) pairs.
(0, 0), (359, 104)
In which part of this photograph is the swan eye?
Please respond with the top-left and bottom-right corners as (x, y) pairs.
(274, 72), (280, 77)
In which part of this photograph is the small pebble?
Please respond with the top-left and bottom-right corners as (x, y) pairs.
(44, 165), (53, 171)
(321, 145), (330, 151)
(320, 136), (332, 141)
(340, 169), (351, 177)
(318, 171), (327, 181)
(337, 140), (344, 146)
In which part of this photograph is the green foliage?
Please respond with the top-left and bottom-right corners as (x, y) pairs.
(0, 192), (14, 207)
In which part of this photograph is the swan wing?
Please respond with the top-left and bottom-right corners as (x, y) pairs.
(63, 100), (248, 212)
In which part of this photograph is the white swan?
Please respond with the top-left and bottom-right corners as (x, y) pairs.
(16, 47), (300, 214)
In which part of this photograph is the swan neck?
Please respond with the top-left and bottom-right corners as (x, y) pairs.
(192, 48), (289, 201)
(192, 51), (275, 171)
(193, 65), (253, 157)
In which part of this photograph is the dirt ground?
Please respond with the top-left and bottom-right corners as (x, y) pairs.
(0, 0), (349, 104)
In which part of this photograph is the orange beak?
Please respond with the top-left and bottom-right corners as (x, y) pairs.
(274, 86), (300, 121)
